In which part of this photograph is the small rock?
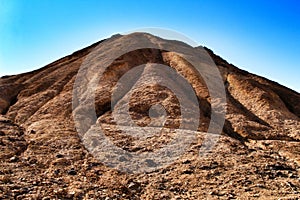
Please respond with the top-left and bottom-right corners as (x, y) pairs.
(288, 173), (297, 178)
(145, 159), (157, 167)
(68, 169), (77, 175)
(256, 184), (265, 188)
(9, 156), (18, 162)
(128, 182), (140, 191)
(69, 190), (76, 195)
(228, 193), (236, 199)
(182, 169), (193, 174)
(119, 156), (127, 162)
(56, 154), (64, 158)
(182, 159), (191, 164)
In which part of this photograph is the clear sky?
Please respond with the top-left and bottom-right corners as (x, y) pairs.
(0, 0), (299, 92)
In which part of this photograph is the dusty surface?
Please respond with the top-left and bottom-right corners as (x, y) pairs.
(0, 33), (299, 199)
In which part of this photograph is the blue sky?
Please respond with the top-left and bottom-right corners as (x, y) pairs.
(0, 0), (299, 92)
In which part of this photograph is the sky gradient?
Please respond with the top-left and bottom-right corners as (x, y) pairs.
(0, 0), (299, 92)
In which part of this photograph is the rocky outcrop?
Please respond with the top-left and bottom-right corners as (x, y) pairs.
(0, 33), (299, 199)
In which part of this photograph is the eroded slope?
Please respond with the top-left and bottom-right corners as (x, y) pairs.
(0, 33), (299, 199)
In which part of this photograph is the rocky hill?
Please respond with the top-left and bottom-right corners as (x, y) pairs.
(0, 33), (299, 199)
